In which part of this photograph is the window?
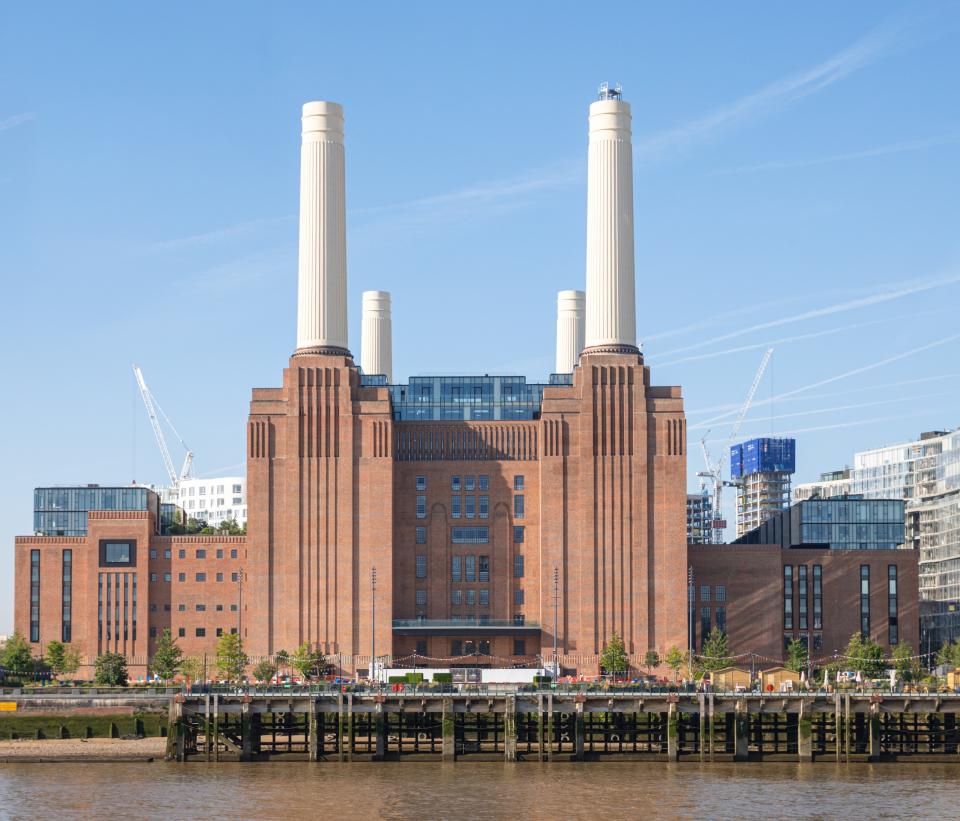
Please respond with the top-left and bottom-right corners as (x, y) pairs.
(514, 588), (524, 605)
(178, 627), (185, 637)
(813, 565), (823, 630)
(479, 555), (489, 582)
(230, 604), (237, 612)
(232, 484), (242, 493)
(231, 572), (238, 582)
(164, 572), (172, 583)
(178, 604), (186, 612)
(860, 565), (871, 637)
(514, 494), (524, 518)
(451, 640), (463, 656)
(700, 585), (710, 602)
(715, 585), (726, 602)
(514, 555), (524, 578)
(216, 549), (223, 559)
(216, 604), (223, 611)
(230, 627), (237, 634)
(30, 550), (40, 642)
(199, 487), (206, 495)
(465, 589), (476, 606)
(513, 526), (524, 544)
(164, 603), (171, 612)
(416, 495), (426, 519)
(798, 565), (808, 630)
(216, 572), (223, 582)
(451, 476), (461, 491)
(451, 527), (489, 544)
(465, 476), (476, 491)
(196, 604), (206, 612)
(479, 476), (489, 491)
(465, 495), (476, 519)
(415, 640), (428, 655)
(179, 549), (186, 559)
(452, 555), (462, 582)
(514, 475), (525, 491)
(700, 607), (711, 648)
(416, 526), (426, 545)
(513, 614), (525, 626)
(216, 628), (223, 637)
(813, 634), (823, 650)
(149, 603), (157, 612)
(416, 555), (427, 579)
(230, 549), (238, 559)
(514, 639), (526, 656)
(196, 628), (206, 637)
(164, 549), (171, 559)
(888, 564), (899, 645)
(150, 572), (157, 582)
(451, 589), (462, 606)
(478, 495), (489, 519)
(178, 573), (186, 582)
(196, 549), (206, 559)
(101, 540), (134, 566)
(196, 572), (206, 582)
(479, 589), (489, 606)
(149, 549), (157, 560)
(233, 498), (242, 505)
(465, 555), (476, 582)
(783, 565), (793, 630)
(149, 626), (157, 638)
(715, 606), (726, 634)
(416, 476), (426, 491)
(416, 589), (427, 606)
(451, 495), (461, 518)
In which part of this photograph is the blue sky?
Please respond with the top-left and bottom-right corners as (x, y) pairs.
(1, 2), (958, 632)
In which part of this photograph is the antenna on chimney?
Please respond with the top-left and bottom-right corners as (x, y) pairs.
(597, 82), (622, 100)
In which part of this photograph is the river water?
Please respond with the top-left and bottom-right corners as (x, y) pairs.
(1, 761), (958, 819)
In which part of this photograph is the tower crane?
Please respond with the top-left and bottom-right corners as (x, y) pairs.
(133, 364), (194, 489)
(696, 347), (773, 544)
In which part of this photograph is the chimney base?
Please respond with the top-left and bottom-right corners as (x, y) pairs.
(581, 343), (641, 357)
(293, 345), (353, 358)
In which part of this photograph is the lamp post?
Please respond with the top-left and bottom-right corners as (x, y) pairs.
(371, 566), (377, 687)
(688, 566), (694, 684)
(552, 567), (560, 681)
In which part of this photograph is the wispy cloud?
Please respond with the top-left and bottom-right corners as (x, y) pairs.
(636, 19), (905, 160)
(149, 215), (294, 253)
(701, 412), (930, 443)
(0, 112), (35, 132)
(655, 271), (960, 360)
(713, 133), (960, 175)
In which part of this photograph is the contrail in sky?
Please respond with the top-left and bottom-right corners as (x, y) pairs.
(701, 412), (930, 443)
(0, 112), (34, 132)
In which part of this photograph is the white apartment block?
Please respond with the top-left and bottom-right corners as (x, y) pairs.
(159, 476), (247, 527)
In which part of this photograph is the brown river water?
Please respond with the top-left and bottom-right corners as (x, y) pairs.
(1, 761), (959, 819)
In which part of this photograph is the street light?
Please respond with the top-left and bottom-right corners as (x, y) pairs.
(371, 566), (377, 687)
(688, 566), (694, 684)
(552, 567), (560, 681)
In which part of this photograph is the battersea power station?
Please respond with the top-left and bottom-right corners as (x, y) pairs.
(14, 89), (919, 679)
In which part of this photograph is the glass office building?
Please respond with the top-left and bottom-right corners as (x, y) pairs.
(34, 486), (159, 537)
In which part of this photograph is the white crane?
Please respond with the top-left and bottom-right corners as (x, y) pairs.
(697, 347), (773, 544)
(133, 364), (194, 489)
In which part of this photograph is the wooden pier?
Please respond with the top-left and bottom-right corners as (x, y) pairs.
(165, 690), (960, 763)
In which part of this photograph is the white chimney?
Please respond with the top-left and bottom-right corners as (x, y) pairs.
(360, 290), (393, 382)
(296, 101), (349, 354)
(584, 85), (637, 353)
(555, 290), (585, 373)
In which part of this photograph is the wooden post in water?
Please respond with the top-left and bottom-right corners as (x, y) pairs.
(504, 696), (517, 762)
(834, 692), (842, 763)
(666, 702), (678, 761)
(708, 693), (715, 761)
(546, 693), (554, 763)
(797, 700), (812, 763)
(240, 702), (253, 761)
(868, 703), (881, 762)
(337, 693), (346, 763)
(573, 700), (585, 761)
(733, 699), (749, 762)
(536, 693), (545, 762)
(442, 698), (455, 763)
(698, 694), (706, 763)
(374, 700), (387, 761)
(308, 700), (319, 762)
(212, 694), (220, 763)
(204, 694), (211, 761)
(165, 697), (186, 762)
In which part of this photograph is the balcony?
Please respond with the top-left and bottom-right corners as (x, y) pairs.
(392, 619), (541, 636)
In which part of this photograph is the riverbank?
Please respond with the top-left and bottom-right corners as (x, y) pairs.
(0, 737), (166, 762)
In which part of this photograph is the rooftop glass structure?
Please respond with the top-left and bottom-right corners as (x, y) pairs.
(34, 486), (159, 537)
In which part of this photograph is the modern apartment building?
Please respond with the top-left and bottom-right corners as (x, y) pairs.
(793, 468), (852, 502)
(687, 490), (715, 545)
(730, 437), (796, 537)
(159, 477), (247, 527)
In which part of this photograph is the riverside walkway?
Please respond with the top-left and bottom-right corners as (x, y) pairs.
(161, 687), (960, 763)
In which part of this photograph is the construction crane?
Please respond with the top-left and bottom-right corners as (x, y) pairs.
(133, 364), (194, 489)
(697, 347), (773, 544)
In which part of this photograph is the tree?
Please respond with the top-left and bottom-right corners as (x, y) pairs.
(599, 632), (628, 679)
(94, 652), (128, 686)
(151, 629), (184, 681)
(180, 656), (204, 683)
(785, 638), (809, 675)
(274, 649), (290, 676)
(216, 518), (243, 536)
(291, 643), (326, 681)
(699, 628), (732, 673)
(891, 643), (921, 684)
(1, 631), (34, 675)
(643, 650), (661, 673)
(216, 633), (249, 682)
(843, 633), (886, 679)
(253, 659), (277, 684)
(937, 639), (960, 669)
(46, 641), (80, 680)
(665, 646), (686, 680)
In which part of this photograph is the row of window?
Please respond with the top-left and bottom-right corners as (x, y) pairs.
(414, 526), (524, 545)
(784, 565), (823, 632)
(149, 571), (241, 583)
(695, 585), (726, 602)
(436, 638), (527, 656)
(97, 572), (137, 644)
(416, 496), (525, 520)
(415, 476), (525, 492)
(160, 626), (238, 638)
(182, 484), (243, 496)
(698, 606), (727, 648)
(415, 548), (526, 580)
(149, 548), (240, 560)
(145, 602), (238, 613)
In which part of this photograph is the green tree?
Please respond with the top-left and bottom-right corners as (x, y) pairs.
(274, 648), (290, 676)
(699, 628), (732, 673)
(216, 518), (243, 536)
(1, 630), (34, 675)
(937, 639), (960, 669)
(785, 638), (809, 675)
(599, 632), (628, 679)
(151, 629), (184, 681)
(215, 633), (249, 682)
(665, 646), (686, 680)
(891, 643), (920, 684)
(643, 650), (661, 673)
(253, 659), (277, 684)
(60, 646), (81, 680)
(180, 656), (204, 683)
(843, 633), (886, 679)
(46, 640), (66, 676)
(94, 652), (129, 686)
(291, 643), (326, 681)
